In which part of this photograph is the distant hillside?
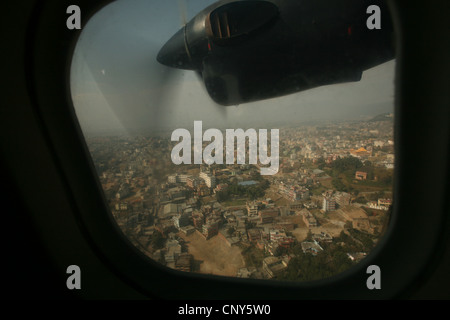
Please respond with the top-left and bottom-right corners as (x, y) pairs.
(368, 113), (394, 122)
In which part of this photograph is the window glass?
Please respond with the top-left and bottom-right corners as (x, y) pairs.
(71, 0), (395, 281)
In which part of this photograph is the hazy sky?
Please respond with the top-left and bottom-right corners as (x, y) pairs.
(70, 0), (396, 135)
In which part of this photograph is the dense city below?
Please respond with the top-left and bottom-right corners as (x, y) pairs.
(86, 115), (394, 281)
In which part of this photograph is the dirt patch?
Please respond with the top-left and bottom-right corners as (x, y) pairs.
(313, 224), (346, 237)
(178, 231), (245, 277)
(290, 210), (346, 242)
(291, 226), (310, 242)
(291, 224), (345, 242)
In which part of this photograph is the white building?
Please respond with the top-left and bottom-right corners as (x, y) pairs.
(199, 171), (216, 188)
(168, 174), (178, 184)
(168, 173), (190, 184)
(322, 196), (336, 212)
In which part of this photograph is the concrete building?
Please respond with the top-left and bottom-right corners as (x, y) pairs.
(173, 213), (191, 229)
(301, 209), (318, 227)
(312, 232), (333, 243)
(279, 183), (310, 202)
(115, 184), (130, 200)
(334, 191), (352, 208)
(202, 220), (219, 239)
(192, 211), (204, 229)
(274, 221), (295, 231)
(168, 173), (190, 184)
(247, 201), (263, 216)
(301, 240), (323, 255)
(338, 206), (373, 233)
(322, 196), (336, 212)
(164, 239), (182, 268)
(175, 253), (193, 272)
(259, 209), (279, 224)
(269, 229), (286, 242)
(262, 256), (288, 279)
(355, 171), (368, 180)
(378, 198), (392, 209)
(162, 203), (182, 218)
(247, 228), (262, 242)
(199, 171), (216, 188)
(168, 174), (178, 184)
(186, 176), (202, 189)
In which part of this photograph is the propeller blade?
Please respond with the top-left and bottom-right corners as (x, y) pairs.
(72, 23), (184, 134)
(178, 0), (187, 26)
(195, 70), (228, 120)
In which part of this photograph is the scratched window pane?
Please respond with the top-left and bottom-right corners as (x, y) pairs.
(70, 0), (395, 281)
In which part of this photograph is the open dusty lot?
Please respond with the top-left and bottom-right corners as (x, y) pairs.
(178, 231), (245, 277)
(291, 222), (345, 241)
(290, 210), (347, 241)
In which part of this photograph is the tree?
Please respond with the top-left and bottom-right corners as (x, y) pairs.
(227, 226), (235, 236)
(260, 179), (270, 190)
(250, 171), (263, 181)
(363, 160), (372, 167)
(151, 231), (165, 250)
(331, 157), (363, 173)
(316, 157), (326, 169)
(195, 197), (202, 209)
(216, 190), (230, 202)
(332, 177), (348, 192)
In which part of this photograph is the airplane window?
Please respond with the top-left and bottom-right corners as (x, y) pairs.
(70, 0), (396, 282)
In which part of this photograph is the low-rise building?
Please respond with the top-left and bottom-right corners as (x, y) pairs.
(202, 219), (219, 239)
(164, 239), (182, 268)
(186, 176), (203, 189)
(338, 206), (373, 233)
(199, 171), (216, 188)
(355, 171), (368, 180)
(179, 225), (195, 235)
(259, 209), (279, 224)
(247, 228), (262, 242)
(274, 221), (295, 231)
(247, 201), (263, 216)
(172, 213), (191, 229)
(334, 191), (352, 207)
(236, 267), (257, 278)
(300, 208), (318, 227)
(262, 256), (288, 279)
(312, 232), (333, 243)
(269, 229), (286, 242)
(322, 196), (336, 212)
(378, 198), (392, 209)
(175, 253), (193, 272)
(301, 240), (323, 255)
(347, 252), (367, 263)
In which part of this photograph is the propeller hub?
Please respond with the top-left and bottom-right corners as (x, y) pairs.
(157, 26), (195, 70)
